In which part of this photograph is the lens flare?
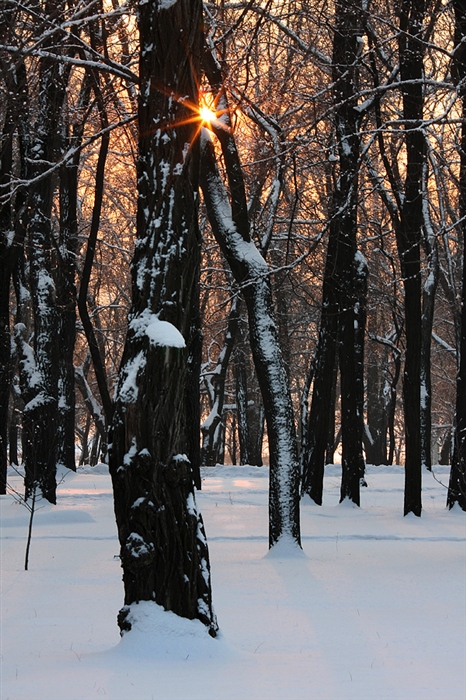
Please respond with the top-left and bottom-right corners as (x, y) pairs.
(199, 105), (217, 123)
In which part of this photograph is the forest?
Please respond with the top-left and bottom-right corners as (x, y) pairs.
(1, 0), (466, 636)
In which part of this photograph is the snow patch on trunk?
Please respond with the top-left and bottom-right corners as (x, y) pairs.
(130, 310), (185, 348)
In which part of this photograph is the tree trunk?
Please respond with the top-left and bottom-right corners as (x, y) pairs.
(396, 0), (428, 516)
(235, 341), (251, 465)
(200, 133), (301, 548)
(24, 15), (69, 503)
(0, 19), (27, 492)
(0, 86), (14, 494)
(56, 77), (91, 471)
(201, 297), (239, 466)
(448, 0), (466, 510)
(108, 0), (217, 636)
(301, 223), (339, 504)
(333, 0), (366, 505)
(302, 0), (367, 505)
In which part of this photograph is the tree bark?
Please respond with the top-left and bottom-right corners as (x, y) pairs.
(201, 297), (239, 466)
(447, 0), (466, 510)
(396, 0), (428, 516)
(0, 7), (28, 493)
(200, 134), (301, 548)
(301, 0), (367, 505)
(23, 8), (69, 502)
(108, 0), (217, 635)
(301, 223), (339, 504)
(56, 76), (92, 471)
(332, 0), (366, 505)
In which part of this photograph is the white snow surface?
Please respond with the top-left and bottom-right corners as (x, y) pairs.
(145, 319), (184, 348)
(129, 310), (185, 349)
(1, 463), (465, 700)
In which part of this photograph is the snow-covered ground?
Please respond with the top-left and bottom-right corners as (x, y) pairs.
(1, 463), (465, 700)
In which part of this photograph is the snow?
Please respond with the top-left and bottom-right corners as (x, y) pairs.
(158, 0), (179, 10)
(1, 463), (465, 700)
(129, 310), (185, 349)
(117, 351), (146, 403)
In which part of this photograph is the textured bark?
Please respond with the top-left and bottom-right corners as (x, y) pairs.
(332, 0), (366, 505)
(448, 0), (466, 510)
(201, 298), (239, 466)
(186, 305), (203, 488)
(23, 12), (69, 503)
(56, 78), (91, 471)
(301, 224), (339, 504)
(301, 0), (366, 505)
(235, 341), (250, 465)
(0, 7), (27, 493)
(396, 0), (428, 516)
(108, 0), (217, 635)
(420, 242), (438, 471)
(200, 135), (301, 548)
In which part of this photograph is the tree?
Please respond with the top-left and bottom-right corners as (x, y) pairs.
(447, 0), (466, 510)
(200, 36), (302, 547)
(301, 0), (367, 506)
(108, 0), (217, 635)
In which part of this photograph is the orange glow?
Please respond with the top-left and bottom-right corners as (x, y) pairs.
(199, 105), (217, 124)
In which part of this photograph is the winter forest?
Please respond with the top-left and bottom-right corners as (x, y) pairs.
(1, 1), (466, 698)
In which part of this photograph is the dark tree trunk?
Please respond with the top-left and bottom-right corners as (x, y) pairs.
(24, 15), (70, 503)
(57, 164), (78, 471)
(324, 359), (339, 466)
(108, 0), (217, 636)
(56, 78), (91, 471)
(0, 11), (27, 492)
(420, 240), (438, 472)
(302, 0), (367, 505)
(247, 398), (264, 467)
(333, 0), (366, 505)
(301, 224), (339, 504)
(201, 297), (239, 466)
(365, 339), (389, 466)
(396, 0), (428, 516)
(186, 303), (203, 488)
(0, 87), (14, 494)
(235, 342), (250, 465)
(448, 0), (466, 510)
(77, 95), (112, 430)
(234, 323), (264, 467)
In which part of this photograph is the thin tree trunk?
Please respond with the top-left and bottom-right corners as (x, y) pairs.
(397, 0), (428, 516)
(301, 219), (339, 504)
(57, 77), (92, 471)
(201, 297), (239, 466)
(200, 134), (301, 548)
(448, 0), (466, 510)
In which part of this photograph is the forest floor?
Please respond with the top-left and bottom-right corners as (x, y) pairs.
(1, 461), (465, 700)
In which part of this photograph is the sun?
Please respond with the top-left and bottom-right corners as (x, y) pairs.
(199, 105), (217, 124)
